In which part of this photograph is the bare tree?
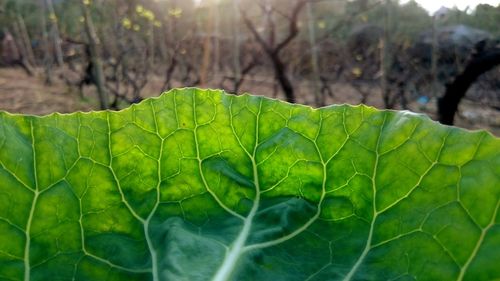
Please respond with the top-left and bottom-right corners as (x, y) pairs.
(220, 40), (261, 93)
(15, 13), (36, 66)
(231, 0), (242, 92)
(11, 20), (34, 75)
(80, 0), (109, 109)
(45, 0), (64, 67)
(241, 0), (309, 103)
(39, 0), (53, 84)
(306, 1), (322, 105)
(380, 0), (394, 108)
(199, 6), (213, 87)
(438, 45), (500, 125)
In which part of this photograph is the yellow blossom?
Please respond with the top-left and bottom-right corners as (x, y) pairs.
(352, 67), (363, 77)
(168, 7), (183, 18)
(317, 20), (326, 29)
(136, 5), (144, 14)
(142, 10), (155, 21)
(49, 13), (57, 23)
(122, 18), (132, 29)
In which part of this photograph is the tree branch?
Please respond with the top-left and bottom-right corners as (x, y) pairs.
(274, 0), (309, 55)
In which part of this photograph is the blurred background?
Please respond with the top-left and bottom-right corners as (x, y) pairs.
(0, 0), (499, 135)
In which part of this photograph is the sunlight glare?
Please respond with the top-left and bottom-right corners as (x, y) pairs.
(401, 0), (500, 14)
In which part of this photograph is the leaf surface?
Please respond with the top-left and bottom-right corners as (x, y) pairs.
(0, 88), (498, 281)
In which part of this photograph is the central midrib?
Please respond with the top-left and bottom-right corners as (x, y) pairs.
(211, 99), (263, 281)
(24, 120), (38, 281)
(210, 157), (261, 281)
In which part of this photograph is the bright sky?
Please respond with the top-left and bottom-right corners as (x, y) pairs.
(194, 0), (500, 14)
(401, 0), (500, 14)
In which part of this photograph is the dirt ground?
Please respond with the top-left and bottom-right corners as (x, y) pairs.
(0, 67), (498, 137)
(0, 68), (95, 114)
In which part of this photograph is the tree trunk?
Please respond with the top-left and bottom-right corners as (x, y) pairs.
(199, 9), (212, 87)
(45, 0), (64, 67)
(17, 15), (36, 66)
(272, 56), (295, 103)
(438, 48), (500, 125)
(241, 0), (307, 104)
(232, 0), (241, 93)
(306, 2), (322, 106)
(148, 21), (155, 69)
(430, 15), (439, 98)
(81, 1), (109, 109)
(380, 0), (393, 109)
(213, 1), (220, 73)
(11, 21), (34, 75)
(39, 0), (53, 85)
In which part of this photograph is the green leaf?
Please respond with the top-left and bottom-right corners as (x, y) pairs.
(0, 88), (498, 281)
